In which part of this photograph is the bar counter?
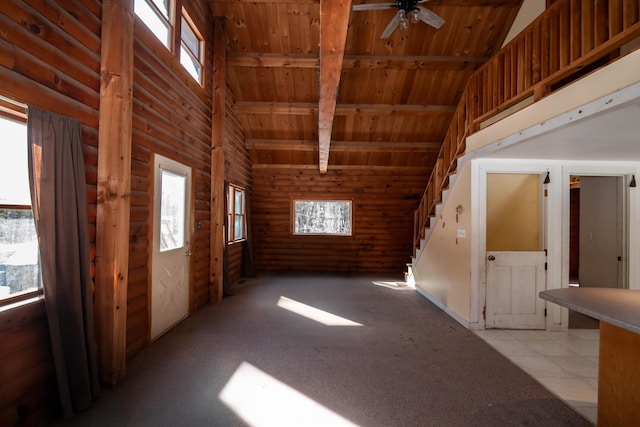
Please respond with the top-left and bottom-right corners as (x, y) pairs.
(540, 287), (640, 426)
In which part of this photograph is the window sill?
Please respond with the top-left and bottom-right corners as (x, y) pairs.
(0, 291), (44, 313)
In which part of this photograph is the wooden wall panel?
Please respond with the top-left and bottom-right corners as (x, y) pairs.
(252, 168), (428, 274)
(0, 301), (57, 426)
(126, 0), (214, 357)
(225, 86), (251, 285)
(0, 0), (100, 423)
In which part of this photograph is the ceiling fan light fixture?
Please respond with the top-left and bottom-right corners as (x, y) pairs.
(410, 9), (420, 24)
(399, 9), (409, 31)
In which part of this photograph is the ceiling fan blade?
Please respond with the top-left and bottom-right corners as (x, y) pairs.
(380, 11), (402, 39)
(416, 6), (445, 29)
(353, 3), (397, 11)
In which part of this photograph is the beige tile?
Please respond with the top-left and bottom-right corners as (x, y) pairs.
(546, 356), (598, 378)
(523, 339), (581, 357)
(484, 337), (535, 356)
(556, 339), (600, 357)
(536, 377), (598, 406)
(509, 355), (570, 378)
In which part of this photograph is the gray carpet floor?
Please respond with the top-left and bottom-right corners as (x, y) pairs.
(56, 274), (591, 426)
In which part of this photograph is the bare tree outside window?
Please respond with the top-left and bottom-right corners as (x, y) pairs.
(293, 200), (352, 235)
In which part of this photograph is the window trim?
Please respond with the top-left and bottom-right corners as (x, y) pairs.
(227, 184), (246, 244)
(291, 199), (354, 237)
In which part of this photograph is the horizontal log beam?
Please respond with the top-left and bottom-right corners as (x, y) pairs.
(213, 0), (518, 5)
(227, 53), (489, 70)
(245, 139), (442, 152)
(234, 102), (456, 115)
(252, 164), (431, 171)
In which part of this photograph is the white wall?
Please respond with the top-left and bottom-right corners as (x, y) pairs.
(412, 163), (472, 327)
(502, 0), (545, 47)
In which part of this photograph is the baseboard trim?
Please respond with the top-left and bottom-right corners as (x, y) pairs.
(415, 286), (470, 329)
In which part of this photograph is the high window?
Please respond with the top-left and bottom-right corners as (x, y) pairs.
(228, 185), (246, 243)
(134, 0), (174, 50)
(135, 1), (205, 85)
(0, 112), (42, 304)
(180, 10), (204, 83)
(293, 200), (352, 236)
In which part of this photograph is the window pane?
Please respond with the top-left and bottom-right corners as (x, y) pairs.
(181, 17), (200, 56)
(294, 201), (352, 235)
(135, 0), (170, 48)
(160, 170), (186, 252)
(0, 209), (41, 298)
(180, 45), (201, 81)
(234, 216), (244, 240)
(151, 0), (171, 17)
(234, 190), (244, 215)
(0, 118), (30, 205)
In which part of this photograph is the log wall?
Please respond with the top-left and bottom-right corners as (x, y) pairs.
(0, 0), (101, 424)
(126, 0), (214, 357)
(0, 0), (251, 423)
(225, 85), (251, 285)
(252, 168), (428, 274)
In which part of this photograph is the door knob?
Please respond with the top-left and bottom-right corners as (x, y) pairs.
(185, 250), (192, 257)
(488, 255), (495, 261)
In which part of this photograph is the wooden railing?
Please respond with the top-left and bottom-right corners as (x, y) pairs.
(413, 0), (640, 252)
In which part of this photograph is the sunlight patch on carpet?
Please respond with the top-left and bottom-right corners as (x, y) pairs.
(219, 361), (359, 427)
(277, 296), (363, 326)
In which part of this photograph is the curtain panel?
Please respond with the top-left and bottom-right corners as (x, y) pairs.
(27, 107), (100, 417)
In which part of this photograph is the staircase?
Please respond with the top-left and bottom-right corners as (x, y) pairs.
(406, 0), (640, 284)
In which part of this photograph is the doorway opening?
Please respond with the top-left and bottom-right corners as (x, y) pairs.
(568, 175), (626, 328)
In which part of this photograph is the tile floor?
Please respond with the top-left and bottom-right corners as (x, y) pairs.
(474, 328), (599, 425)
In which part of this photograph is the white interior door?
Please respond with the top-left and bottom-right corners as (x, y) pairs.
(486, 251), (546, 329)
(151, 154), (191, 340)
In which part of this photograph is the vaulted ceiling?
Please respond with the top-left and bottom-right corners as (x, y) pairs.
(211, 0), (523, 174)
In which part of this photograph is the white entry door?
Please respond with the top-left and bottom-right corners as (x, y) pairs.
(151, 155), (192, 340)
(486, 251), (546, 329)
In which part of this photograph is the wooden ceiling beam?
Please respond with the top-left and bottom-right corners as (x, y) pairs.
(252, 164), (431, 172)
(318, 0), (352, 174)
(245, 139), (442, 152)
(227, 53), (488, 70)
(235, 101), (456, 115)
(336, 104), (455, 115)
(227, 53), (319, 68)
(212, 0), (518, 5)
(235, 102), (317, 115)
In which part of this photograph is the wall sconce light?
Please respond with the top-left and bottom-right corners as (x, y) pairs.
(543, 171), (551, 184)
(631, 175), (637, 188)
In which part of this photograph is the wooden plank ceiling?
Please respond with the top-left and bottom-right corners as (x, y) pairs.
(211, 0), (522, 173)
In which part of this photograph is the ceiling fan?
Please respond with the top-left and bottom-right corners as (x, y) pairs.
(353, 0), (445, 39)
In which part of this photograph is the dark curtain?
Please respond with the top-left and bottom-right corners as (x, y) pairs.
(27, 107), (100, 417)
(242, 189), (256, 277)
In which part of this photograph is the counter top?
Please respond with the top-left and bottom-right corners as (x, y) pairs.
(539, 287), (640, 335)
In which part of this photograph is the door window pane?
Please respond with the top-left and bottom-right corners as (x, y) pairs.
(160, 170), (186, 252)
